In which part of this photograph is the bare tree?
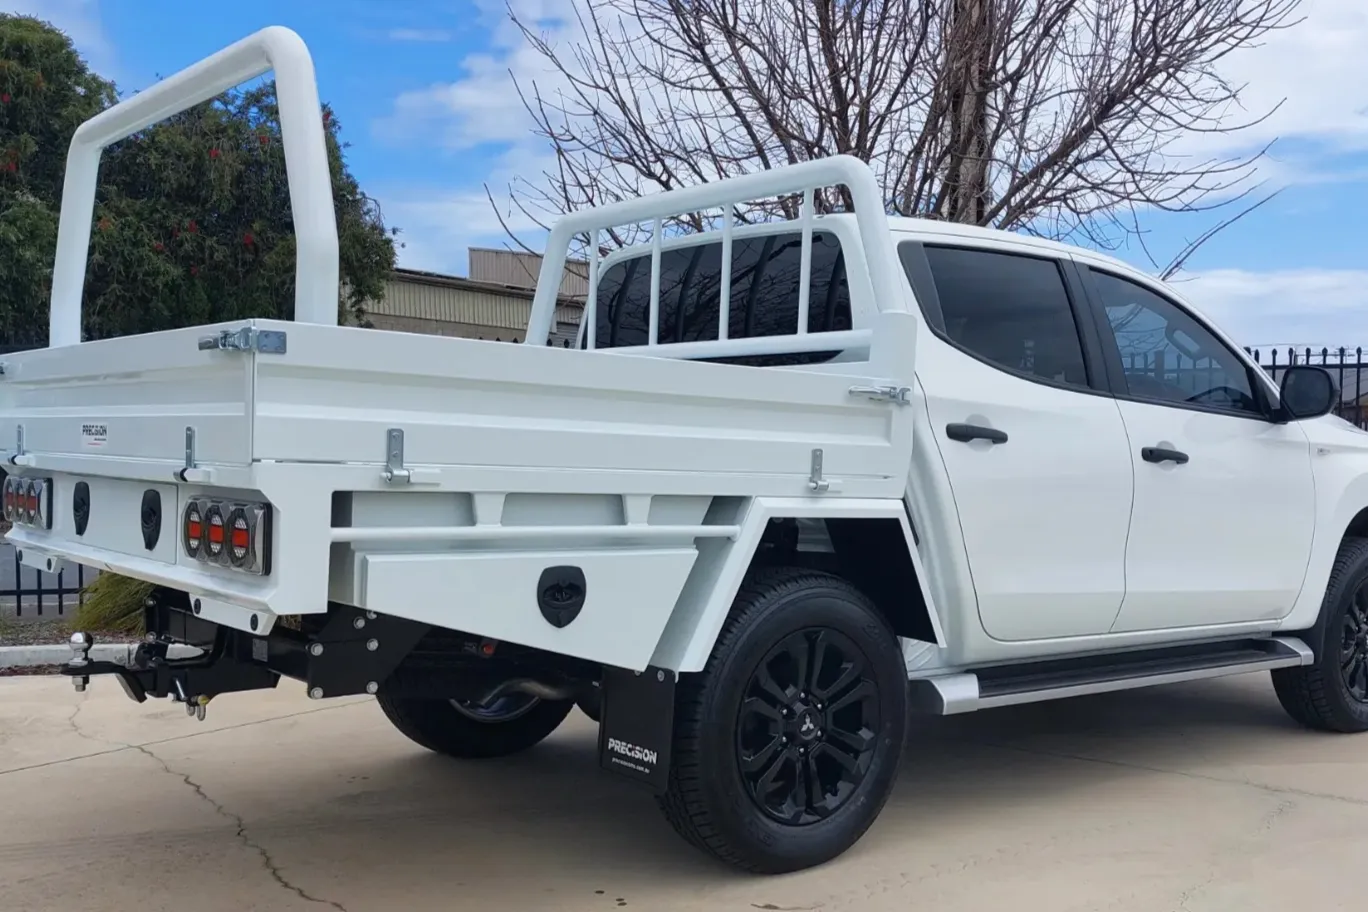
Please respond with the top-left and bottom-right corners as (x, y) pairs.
(491, 0), (1301, 276)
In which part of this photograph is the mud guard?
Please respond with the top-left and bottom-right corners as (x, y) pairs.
(598, 664), (676, 793)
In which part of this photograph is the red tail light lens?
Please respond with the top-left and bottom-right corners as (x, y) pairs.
(183, 501), (204, 559)
(228, 509), (250, 564)
(205, 505), (225, 560)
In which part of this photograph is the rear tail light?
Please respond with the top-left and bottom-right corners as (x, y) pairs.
(2, 475), (51, 529)
(182, 496), (271, 575)
(183, 502), (204, 559)
(205, 505), (225, 560)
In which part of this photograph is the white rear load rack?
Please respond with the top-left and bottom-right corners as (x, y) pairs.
(525, 155), (915, 362)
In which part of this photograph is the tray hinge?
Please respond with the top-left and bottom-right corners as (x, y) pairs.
(198, 327), (287, 354)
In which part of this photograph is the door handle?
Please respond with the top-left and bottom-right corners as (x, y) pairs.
(1141, 446), (1189, 465)
(945, 423), (1008, 445)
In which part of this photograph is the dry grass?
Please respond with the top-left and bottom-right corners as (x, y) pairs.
(70, 574), (154, 635)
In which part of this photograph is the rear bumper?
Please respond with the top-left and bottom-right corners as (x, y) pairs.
(6, 527), (281, 632)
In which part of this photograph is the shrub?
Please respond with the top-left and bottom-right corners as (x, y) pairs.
(72, 573), (153, 634)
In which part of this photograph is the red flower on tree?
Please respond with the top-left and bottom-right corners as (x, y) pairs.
(209, 148), (221, 159)
(243, 231), (254, 247)
(190, 266), (199, 277)
(0, 94), (9, 104)
(258, 134), (269, 145)
(186, 220), (198, 234)
(153, 242), (165, 252)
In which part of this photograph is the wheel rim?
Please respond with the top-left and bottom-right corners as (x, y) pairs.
(736, 627), (880, 826)
(450, 693), (540, 722)
(1341, 583), (1368, 703)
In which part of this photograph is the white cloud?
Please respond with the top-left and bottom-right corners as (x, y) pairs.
(373, 0), (573, 152)
(380, 143), (555, 274)
(1177, 267), (1368, 350)
(0, 0), (116, 76)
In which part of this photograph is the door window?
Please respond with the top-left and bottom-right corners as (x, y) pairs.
(1090, 270), (1261, 416)
(922, 246), (1090, 388)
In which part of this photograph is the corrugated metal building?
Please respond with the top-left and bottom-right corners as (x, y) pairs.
(365, 248), (586, 347)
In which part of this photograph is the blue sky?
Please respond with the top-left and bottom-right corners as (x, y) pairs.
(7, 0), (1368, 349)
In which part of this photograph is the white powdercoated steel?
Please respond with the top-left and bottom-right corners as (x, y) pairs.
(49, 26), (337, 347)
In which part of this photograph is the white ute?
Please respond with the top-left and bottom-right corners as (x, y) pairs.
(5, 27), (1368, 874)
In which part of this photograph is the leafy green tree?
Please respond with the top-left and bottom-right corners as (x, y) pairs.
(0, 14), (396, 348)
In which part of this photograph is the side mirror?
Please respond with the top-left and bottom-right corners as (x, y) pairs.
(1277, 365), (1339, 421)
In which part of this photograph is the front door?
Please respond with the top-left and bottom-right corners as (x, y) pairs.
(1082, 265), (1317, 632)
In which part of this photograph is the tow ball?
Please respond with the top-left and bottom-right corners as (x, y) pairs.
(61, 631), (218, 722)
(66, 631), (93, 693)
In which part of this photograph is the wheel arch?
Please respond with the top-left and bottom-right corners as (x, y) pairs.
(1292, 520), (1368, 661)
(649, 496), (944, 674)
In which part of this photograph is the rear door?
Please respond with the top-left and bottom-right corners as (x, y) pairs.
(900, 241), (1135, 641)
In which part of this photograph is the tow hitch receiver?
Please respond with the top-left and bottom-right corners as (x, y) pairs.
(58, 590), (432, 721)
(60, 630), (279, 721)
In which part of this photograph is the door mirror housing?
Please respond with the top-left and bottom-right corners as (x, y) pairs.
(1275, 366), (1339, 421)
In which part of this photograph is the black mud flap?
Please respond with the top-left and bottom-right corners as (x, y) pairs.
(598, 664), (676, 793)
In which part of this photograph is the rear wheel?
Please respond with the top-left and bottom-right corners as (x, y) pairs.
(658, 566), (907, 874)
(1272, 536), (1368, 733)
(377, 690), (575, 759)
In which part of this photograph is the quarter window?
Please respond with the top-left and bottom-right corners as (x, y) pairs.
(1090, 270), (1261, 415)
(922, 246), (1090, 388)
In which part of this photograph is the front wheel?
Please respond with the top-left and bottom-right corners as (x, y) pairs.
(657, 566), (907, 874)
(377, 691), (575, 759)
(1272, 536), (1368, 733)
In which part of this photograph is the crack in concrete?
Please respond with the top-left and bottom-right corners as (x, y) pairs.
(65, 697), (120, 750)
(130, 743), (348, 912)
(0, 701), (360, 778)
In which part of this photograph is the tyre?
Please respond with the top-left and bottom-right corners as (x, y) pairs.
(658, 566), (907, 874)
(1272, 536), (1368, 733)
(377, 690), (575, 759)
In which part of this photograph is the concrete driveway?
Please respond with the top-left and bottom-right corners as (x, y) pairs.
(1, 672), (1365, 912)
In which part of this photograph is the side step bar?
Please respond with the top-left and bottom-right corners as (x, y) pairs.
(909, 636), (1314, 716)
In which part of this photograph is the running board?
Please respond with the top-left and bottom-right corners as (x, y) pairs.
(908, 636), (1314, 716)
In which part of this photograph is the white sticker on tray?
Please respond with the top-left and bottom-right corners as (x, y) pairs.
(81, 423), (108, 449)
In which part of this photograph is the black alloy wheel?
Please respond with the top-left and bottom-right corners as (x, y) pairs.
(657, 566), (907, 874)
(1273, 536), (1368, 733)
(737, 628), (879, 825)
(1340, 581), (1368, 703)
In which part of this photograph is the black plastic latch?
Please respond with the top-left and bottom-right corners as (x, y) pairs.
(537, 566), (587, 628)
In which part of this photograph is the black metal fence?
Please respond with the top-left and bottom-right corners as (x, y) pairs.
(0, 543), (89, 618)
